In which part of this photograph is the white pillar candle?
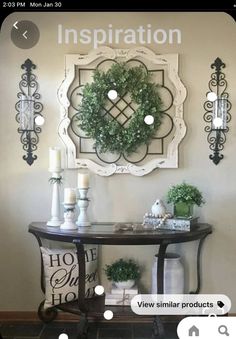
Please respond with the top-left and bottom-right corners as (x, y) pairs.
(49, 147), (61, 171)
(77, 173), (89, 189)
(64, 188), (76, 204)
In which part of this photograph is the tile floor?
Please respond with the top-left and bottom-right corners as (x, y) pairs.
(0, 321), (178, 339)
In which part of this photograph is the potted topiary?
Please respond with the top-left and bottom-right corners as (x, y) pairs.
(167, 182), (205, 218)
(104, 258), (141, 289)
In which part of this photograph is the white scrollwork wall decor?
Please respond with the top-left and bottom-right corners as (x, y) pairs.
(58, 46), (187, 176)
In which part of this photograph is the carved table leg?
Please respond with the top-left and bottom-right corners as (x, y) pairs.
(74, 242), (89, 337)
(75, 242), (87, 313)
(190, 234), (210, 294)
(76, 314), (88, 339)
(152, 243), (168, 339)
(37, 300), (58, 323)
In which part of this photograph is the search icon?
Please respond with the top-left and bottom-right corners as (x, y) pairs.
(218, 325), (230, 336)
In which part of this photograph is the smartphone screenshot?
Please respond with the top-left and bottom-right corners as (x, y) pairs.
(0, 2), (235, 339)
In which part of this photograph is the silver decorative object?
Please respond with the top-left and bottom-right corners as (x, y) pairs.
(143, 213), (198, 231)
(151, 199), (167, 218)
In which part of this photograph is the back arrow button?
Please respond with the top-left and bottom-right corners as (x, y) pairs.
(13, 21), (19, 29)
(11, 20), (39, 49)
(23, 31), (28, 39)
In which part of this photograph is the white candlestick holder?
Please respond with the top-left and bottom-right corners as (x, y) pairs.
(76, 188), (91, 227)
(60, 203), (77, 230)
(47, 170), (63, 227)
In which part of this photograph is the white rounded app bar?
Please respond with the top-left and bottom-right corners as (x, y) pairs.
(131, 294), (231, 315)
(177, 316), (236, 339)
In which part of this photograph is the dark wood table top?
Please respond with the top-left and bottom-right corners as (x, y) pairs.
(29, 222), (212, 245)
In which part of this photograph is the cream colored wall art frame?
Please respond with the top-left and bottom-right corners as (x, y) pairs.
(58, 46), (187, 176)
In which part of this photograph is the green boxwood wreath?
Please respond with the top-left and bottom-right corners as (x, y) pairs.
(77, 62), (163, 155)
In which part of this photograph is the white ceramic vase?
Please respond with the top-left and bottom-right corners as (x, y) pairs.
(114, 279), (135, 289)
(151, 253), (184, 294)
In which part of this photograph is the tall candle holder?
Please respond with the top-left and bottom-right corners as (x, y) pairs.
(60, 202), (77, 230)
(47, 170), (63, 227)
(76, 188), (91, 227)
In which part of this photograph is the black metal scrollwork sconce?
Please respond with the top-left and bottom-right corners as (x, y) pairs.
(15, 59), (44, 165)
(203, 57), (232, 165)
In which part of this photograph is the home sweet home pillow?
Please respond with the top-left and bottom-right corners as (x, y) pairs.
(40, 245), (99, 309)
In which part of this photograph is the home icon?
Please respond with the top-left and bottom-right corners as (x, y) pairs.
(188, 325), (199, 336)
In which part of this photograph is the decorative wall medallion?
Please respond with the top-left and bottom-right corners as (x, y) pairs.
(58, 47), (187, 176)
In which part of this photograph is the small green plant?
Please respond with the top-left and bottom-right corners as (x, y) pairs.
(167, 182), (205, 206)
(104, 258), (141, 282)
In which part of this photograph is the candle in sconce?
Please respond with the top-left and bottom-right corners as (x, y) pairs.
(64, 188), (77, 204)
(19, 95), (34, 130)
(77, 172), (89, 189)
(49, 147), (61, 171)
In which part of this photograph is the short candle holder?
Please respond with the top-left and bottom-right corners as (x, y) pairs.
(60, 202), (77, 230)
(76, 188), (91, 227)
(47, 169), (63, 227)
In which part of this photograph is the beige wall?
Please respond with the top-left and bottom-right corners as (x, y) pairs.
(0, 12), (236, 311)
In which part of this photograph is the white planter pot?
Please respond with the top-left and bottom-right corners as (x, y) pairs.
(114, 279), (135, 289)
(151, 253), (184, 294)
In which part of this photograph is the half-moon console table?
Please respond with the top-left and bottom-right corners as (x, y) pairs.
(28, 222), (212, 339)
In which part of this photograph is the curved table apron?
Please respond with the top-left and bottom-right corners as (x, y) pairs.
(29, 222), (212, 338)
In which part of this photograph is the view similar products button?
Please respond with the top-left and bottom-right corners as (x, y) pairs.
(131, 294), (231, 315)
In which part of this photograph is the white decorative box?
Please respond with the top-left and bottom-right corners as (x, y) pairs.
(111, 285), (138, 295)
(105, 285), (138, 306)
(105, 293), (134, 306)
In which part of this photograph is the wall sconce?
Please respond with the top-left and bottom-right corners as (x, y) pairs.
(203, 57), (231, 165)
(15, 59), (44, 165)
